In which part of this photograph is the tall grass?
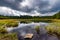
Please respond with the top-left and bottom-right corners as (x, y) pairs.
(0, 33), (18, 40)
(0, 19), (19, 40)
(45, 22), (60, 38)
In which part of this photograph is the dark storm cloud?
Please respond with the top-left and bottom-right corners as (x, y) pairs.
(50, 0), (60, 12)
(0, 0), (23, 10)
(0, 0), (60, 16)
(0, 0), (50, 13)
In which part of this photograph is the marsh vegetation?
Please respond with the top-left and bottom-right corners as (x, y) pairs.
(0, 18), (60, 40)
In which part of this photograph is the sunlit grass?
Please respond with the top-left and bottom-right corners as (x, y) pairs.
(0, 19), (19, 27)
(0, 19), (60, 40)
(0, 33), (18, 40)
(0, 19), (19, 40)
(45, 22), (60, 37)
(0, 26), (7, 34)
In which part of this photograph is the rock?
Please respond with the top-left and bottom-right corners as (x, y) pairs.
(16, 26), (39, 40)
(24, 33), (33, 38)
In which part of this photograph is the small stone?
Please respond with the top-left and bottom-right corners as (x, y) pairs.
(24, 33), (33, 39)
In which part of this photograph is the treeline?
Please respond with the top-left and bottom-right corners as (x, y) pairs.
(41, 11), (60, 19)
(0, 11), (60, 19)
(36, 11), (60, 19)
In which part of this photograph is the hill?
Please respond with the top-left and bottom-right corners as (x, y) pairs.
(53, 11), (60, 19)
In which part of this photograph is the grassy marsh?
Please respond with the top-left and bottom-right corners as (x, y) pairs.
(0, 19), (60, 40)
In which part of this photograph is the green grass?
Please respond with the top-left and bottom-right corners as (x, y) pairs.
(0, 26), (7, 34)
(0, 19), (19, 27)
(0, 19), (19, 33)
(0, 33), (18, 40)
(0, 19), (19, 40)
(45, 22), (60, 38)
(0, 19), (60, 40)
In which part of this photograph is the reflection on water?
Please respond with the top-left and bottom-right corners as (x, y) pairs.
(6, 22), (59, 40)
(18, 22), (48, 28)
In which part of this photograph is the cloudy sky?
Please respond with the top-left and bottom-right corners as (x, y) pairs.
(0, 0), (60, 16)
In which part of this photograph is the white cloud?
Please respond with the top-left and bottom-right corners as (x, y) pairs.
(0, 6), (57, 16)
(0, 0), (60, 16)
(20, 0), (29, 7)
(0, 7), (19, 16)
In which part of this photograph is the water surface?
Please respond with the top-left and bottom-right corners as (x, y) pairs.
(6, 22), (59, 40)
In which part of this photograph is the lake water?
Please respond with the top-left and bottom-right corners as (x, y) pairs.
(6, 22), (59, 40)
